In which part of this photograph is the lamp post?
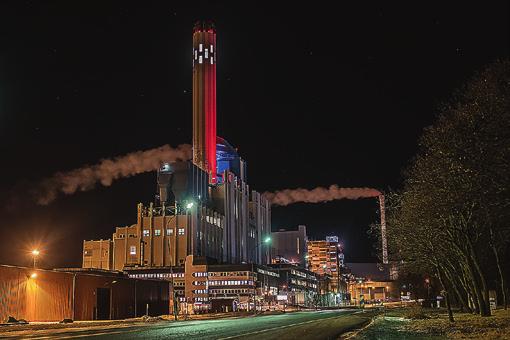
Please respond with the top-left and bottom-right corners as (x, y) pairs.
(251, 236), (271, 264)
(425, 278), (431, 308)
(31, 249), (40, 268)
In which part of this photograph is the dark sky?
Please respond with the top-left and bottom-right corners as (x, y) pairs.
(0, 2), (508, 268)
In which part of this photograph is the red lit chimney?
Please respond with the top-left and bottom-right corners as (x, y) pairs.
(192, 21), (217, 184)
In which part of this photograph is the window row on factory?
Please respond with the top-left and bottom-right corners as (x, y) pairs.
(204, 215), (222, 227)
(141, 228), (185, 237)
(128, 273), (185, 279)
(290, 278), (317, 288)
(194, 271), (253, 277)
(209, 288), (254, 295)
(208, 280), (254, 286)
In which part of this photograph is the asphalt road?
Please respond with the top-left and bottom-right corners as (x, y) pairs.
(5, 310), (368, 340)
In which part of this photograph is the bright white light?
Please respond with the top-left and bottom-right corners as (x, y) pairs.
(199, 44), (203, 52)
(32, 250), (40, 256)
(30, 272), (37, 279)
(186, 202), (194, 209)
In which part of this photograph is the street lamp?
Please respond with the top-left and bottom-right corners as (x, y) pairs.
(186, 201), (194, 210)
(31, 249), (40, 268)
(251, 236), (271, 263)
(425, 278), (431, 307)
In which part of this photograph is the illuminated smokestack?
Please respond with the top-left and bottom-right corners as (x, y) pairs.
(192, 21), (217, 184)
(379, 194), (388, 264)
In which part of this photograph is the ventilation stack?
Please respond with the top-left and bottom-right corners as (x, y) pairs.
(379, 194), (388, 264)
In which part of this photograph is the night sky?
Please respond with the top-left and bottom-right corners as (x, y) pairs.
(0, 2), (508, 268)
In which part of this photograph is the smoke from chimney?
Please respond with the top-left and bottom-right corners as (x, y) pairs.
(35, 144), (192, 205)
(264, 186), (388, 264)
(264, 185), (381, 206)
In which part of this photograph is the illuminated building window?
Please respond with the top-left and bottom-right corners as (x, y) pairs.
(210, 45), (213, 53)
(130, 246), (136, 255)
(143, 230), (149, 237)
(178, 228), (185, 235)
(167, 229), (173, 236)
(199, 43), (203, 52)
(194, 50), (197, 60)
(199, 56), (203, 64)
(205, 49), (208, 58)
(154, 229), (161, 236)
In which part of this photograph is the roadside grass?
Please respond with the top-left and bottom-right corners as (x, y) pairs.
(359, 306), (510, 339)
(407, 308), (510, 339)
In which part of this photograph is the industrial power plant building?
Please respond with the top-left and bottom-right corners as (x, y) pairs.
(81, 22), (275, 313)
(83, 21), (271, 272)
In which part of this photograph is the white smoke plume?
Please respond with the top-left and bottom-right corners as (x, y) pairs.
(264, 185), (381, 206)
(35, 144), (192, 205)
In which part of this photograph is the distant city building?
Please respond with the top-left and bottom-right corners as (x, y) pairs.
(325, 236), (338, 243)
(270, 225), (308, 266)
(307, 238), (344, 296)
(343, 262), (399, 304)
(268, 263), (319, 306)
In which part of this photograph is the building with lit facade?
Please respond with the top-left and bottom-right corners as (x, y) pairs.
(268, 263), (319, 307)
(307, 237), (347, 302)
(343, 262), (399, 304)
(82, 21), (272, 313)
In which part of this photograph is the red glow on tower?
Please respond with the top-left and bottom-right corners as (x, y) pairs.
(192, 21), (217, 184)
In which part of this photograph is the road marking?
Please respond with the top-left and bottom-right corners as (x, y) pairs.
(218, 312), (355, 340)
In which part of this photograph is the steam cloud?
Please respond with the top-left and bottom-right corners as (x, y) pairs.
(264, 185), (381, 206)
(35, 144), (192, 205)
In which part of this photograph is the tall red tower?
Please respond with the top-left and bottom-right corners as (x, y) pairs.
(192, 21), (217, 184)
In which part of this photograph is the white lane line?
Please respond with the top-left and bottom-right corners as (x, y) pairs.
(217, 313), (352, 340)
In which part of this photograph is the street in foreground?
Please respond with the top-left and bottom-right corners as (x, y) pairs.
(0, 310), (372, 340)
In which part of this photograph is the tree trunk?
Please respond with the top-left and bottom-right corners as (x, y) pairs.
(464, 257), (485, 315)
(490, 227), (507, 310)
(467, 238), (491, 316)
(437, 267), (454, 322)
(459, 266), (478, 314)
(444, 266), (472, 313)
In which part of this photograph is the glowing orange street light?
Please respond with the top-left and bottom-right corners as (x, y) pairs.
(30, 272), (37, 279)
(31, 249), (40, 268)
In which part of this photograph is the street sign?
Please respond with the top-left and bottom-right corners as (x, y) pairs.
(490, 297), (496, 310)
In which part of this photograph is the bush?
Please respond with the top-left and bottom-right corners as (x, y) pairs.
(405, 306), (430, 320)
